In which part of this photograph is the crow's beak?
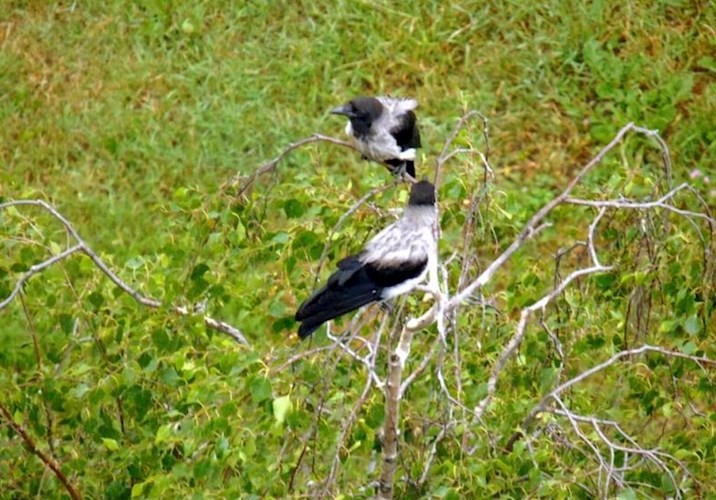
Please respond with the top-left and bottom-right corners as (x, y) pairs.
(330, 104), (353, 117)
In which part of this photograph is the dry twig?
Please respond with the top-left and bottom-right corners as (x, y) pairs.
(0, 200), (250, 346)
(226, 134), (356, 196)
(0, 401), (82, 500)
(264, 119), (711, 497)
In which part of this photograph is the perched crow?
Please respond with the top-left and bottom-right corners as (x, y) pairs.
(331, 96), (421, 178)
(295, 180), (437, 338)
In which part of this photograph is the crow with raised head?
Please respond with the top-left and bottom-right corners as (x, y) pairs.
(294, 180), (436, 338)
(331, 96), (421, 178)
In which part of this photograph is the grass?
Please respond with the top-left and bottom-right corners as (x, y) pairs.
(2, 3), (713, 251)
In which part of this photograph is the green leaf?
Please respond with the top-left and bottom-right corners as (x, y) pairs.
(102, 437), (120, 451)
(683, 315), (701, 336)
(216, 436), (229, 458)
(88, 291), (104, 310)
(131, 483), (145, 498)
(59, 314), (74, 334)
(697, 56), (716, 72)
(233, 220), (246, 242)
(125, 257), (145, 270)
(680, 341), (697, 355)
(272, 395), (291, 424)
(268, 298), (285, 318)
(539, 367), (558, 392)
(194, 458), (211, 478)
(151, 329), (171, 351)
(283, 198), (305, 218)
(12, 411), (24, 426)
(616, 489), (638, 500)
(70, 383), (90, 399)
(271, 232), (290, 245)
(181, 18), (196, 35)
(160, 367), (181, 386)
(191, 263), (210, 281)
(155, 424), (172, 443)
(659, 319), (679, 335)
(249, 375), (272, 403)
(207, 231), (224, 247)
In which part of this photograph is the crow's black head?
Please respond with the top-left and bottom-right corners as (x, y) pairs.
(331, 96), (384, 138)
(408, 180), (436, 207)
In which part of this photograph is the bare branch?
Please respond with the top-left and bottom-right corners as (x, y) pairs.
(550, 396), (689, 497)
(565, 183), (716, 225)
(175, 306), (249, 345)
(1, 200), (250, 346)
(326, 316), (387, 389)
(450, 122), (639, 309)
(273, 121), (710, 496)
(377, 324), (416, 499)
(0, 244), (83, 310)
(470, 264), (613, 435)
(631, 124), (672, 187)
(448, 221), (552, 309)
(322, 367), (375, 494)
(507, 344), (715, 454)
(0, 401), (82, 500)
(323, 316), (387, 495)
(434, 109), (492, 185)
(418, 418), (455, 485)
(551, 396), (627, 493)
(587, 207), (608, 268)
(548, 344), (713, 401)
(269, 345), (336, 375)
(400, 334), (442, 397)
(226, 134), (357, 196)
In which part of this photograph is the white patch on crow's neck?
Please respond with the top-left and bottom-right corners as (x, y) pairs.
(378, 96), (418, 114)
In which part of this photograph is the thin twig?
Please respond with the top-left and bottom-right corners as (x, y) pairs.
(450, 122), (638, 310)
(0, 200), (250, 346)
(0, 401), (82, 500)
(434, 109), (491, 185)
(469, 263), (613, 444)
(226, 134), (357, 196)
(506, 345), (715, 453)
(0, 244), (83, 310)
(322, 364), (376, 492)
(565, 183), (716, 225)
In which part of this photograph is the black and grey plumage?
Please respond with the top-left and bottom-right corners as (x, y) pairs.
(294, 180), (437, 339)
(330, 96), (421, 178)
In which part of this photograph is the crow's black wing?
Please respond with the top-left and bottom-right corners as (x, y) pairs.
(390, 110), (421, 151)
(295, 256), (380, 338)
(364, 258), (427, 289)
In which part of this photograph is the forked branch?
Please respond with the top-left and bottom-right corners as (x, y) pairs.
(0, 401), (82, 500)
(0, 200), (250, 346)
(226, 134), (357, 197)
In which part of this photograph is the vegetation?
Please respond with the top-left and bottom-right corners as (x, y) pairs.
(1, 1), (714, 498)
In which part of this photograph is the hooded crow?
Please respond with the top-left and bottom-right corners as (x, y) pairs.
(331, 96), (421, 178)
(294, 180), (437, 338)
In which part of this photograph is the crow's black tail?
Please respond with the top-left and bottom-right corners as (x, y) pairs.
(404, 160), (416, 178)
(295, 272), (379, 339)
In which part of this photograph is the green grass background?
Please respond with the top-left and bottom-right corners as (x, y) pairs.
(3, 1), (713, 251)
